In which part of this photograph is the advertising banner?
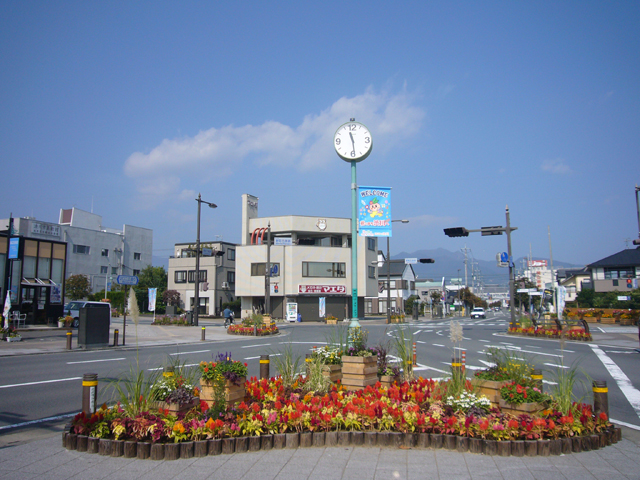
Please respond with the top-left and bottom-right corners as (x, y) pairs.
(358, 186), (391, 237)
(319, 297), (326, 318)
(148, 288), (157, 312)
(298, 285), (347, 294)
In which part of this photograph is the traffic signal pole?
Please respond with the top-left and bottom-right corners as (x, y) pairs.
(506, 206), (516, 329)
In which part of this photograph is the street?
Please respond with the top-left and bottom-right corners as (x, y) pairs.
(1, 311), (640, 447)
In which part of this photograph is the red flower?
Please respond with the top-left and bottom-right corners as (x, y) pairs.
(244, 363), (248, 367)
(599, 412), (608, 422)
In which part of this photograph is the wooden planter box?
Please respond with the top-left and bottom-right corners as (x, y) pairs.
(498, 398), (544, 416)
(326, 318), (338, 324)
(262, 315), (272, 327)
(150, 399), (197, 414)
(472, 378), (509, 408)
(341, 356), (378, 391)
(321, 364), (342, 383)
(379, 375), (400, 389)
(200, 377), (246, 408)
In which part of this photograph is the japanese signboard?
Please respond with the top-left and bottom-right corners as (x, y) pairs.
(358, 186), (391, 237)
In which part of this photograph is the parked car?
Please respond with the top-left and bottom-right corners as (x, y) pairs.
(64, 301), (112, 328)
(470, 307), (486, 319)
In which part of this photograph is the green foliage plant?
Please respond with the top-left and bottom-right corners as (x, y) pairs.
(271, 342), (302, 389)
(304, 354), (331, 394)
(391, 326), (415, 382)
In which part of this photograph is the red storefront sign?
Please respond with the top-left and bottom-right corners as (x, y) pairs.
(298, 285), (347, 294)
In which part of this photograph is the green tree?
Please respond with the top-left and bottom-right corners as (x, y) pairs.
(135, 265), (168, 313)
(163, 289), (181, 306)
(65, 274), (92, 300)
(405, 295), (419, 314)
(430, 291), (442, 305)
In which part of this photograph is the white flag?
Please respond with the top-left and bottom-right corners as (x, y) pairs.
(148, 288), (157, 312)
(3, 292), (11, 329)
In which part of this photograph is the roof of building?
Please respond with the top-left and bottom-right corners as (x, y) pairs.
(587, 248), (640, 268)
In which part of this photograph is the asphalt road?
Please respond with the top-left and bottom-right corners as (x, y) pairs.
(2, 311), (640, 448)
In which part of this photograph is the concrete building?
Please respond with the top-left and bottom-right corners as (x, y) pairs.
(167, 241), (237, 316)
(2, 208), (152, 297)
(235, 194), (378, 322)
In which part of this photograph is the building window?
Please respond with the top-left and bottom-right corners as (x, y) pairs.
(251, 263), (280, 276)
(302, 262), (346, 278)
(175, 271), (187, 283)
(227, 249), (235, 261)
(367, 238), (376, 251)
(73, 245), (90, 255)
(111, 267), (118, 275)
(100, 266), (108, 274)
(604, 268), (634, 279)
(133, 269), (140, 276)
(134, 252), (141, 260)
(101, 249), (109, 257)
(368, 266), (376, 279)
(389, 280), (396, 289)
(227, 271), (235, 283)
(188, 270), (207, 283)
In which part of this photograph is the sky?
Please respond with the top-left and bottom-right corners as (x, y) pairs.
(1, 1), (639, 271)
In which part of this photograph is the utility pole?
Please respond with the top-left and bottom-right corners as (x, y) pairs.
(265, 222), (271, 316)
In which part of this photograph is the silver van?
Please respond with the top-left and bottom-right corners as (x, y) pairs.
(64, 301), (112, 328)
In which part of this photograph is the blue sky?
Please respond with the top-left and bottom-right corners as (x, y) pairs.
(2, 1), (639, 269)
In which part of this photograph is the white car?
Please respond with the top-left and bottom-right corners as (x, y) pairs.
(470, 307), (486, 319)
(64, 301), (112, 328)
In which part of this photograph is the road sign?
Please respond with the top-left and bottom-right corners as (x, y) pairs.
(405, 258), (418, 264)
(274, 237), (293, 246)
(481, 226), (504, 236)
(116, 275), (139, 286)
(202, 248), (212, 257)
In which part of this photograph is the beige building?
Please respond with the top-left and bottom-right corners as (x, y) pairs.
(235, 194), (379, 321)
(167, 241), (236, 316)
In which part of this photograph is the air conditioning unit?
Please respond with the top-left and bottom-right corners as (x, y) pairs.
(221, 282), (229, 289)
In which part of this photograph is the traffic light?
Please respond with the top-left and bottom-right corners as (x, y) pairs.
(634, 238), (640, 246)
(419, 258), (435, 263)
(444, 227), (469, 237)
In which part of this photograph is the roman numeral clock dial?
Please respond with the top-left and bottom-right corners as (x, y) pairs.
(334, 121), (373, 162)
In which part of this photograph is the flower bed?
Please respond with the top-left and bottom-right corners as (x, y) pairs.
(65, 374), (618, 459)
(151, 316), (191, 326)
(227, 324), (279, 336)
(507, 326), (592, 341)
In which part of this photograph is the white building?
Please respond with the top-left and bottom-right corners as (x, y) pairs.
(235, 194), (379, 321)
(523, 260), (556, 290)
(3, 208), (153, 297)
(167, 241), (237, 316)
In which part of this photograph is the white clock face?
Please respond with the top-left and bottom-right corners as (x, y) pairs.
(334, 122), (373, 162)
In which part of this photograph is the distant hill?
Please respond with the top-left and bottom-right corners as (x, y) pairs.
(396, 248), (580, 286)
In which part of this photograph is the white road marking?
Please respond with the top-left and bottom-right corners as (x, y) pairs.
(432, 344), (445, 347)
(543, 363), (570, 369)
(67, 358), (126, 364)
(610, 418), (640, 431)
(416, 341), (427, 344)
(241, 344), (272, 348)
(245, 354), (281, 360)
(170, 350), (210, 356)
(0, 413), (78, 432)
(0, 377), (81, 389)
(479, 340), (489, 343)
(413, 363), (447, 373)
(590, 344), (640, 420)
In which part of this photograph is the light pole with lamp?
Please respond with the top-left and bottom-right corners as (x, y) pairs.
(194, 193), (217, 327)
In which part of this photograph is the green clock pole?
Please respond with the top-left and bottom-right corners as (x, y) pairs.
(350, 160), (360, 328)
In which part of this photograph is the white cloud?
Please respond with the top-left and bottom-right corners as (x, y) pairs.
(541, 158), (572, 174)
(124, 87), (425, 205)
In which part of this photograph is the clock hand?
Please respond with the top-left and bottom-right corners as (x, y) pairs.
(349, 132), (355, 147)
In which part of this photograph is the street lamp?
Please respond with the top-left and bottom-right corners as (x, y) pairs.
(194, 193), (217, 327)
(443, 205), (518, 328)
